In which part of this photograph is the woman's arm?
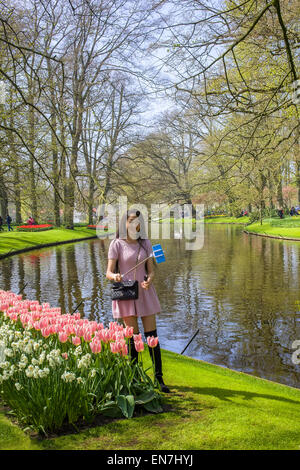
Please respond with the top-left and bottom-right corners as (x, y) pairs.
(141, 256), (155, 289)
(106, 259), (122, 282)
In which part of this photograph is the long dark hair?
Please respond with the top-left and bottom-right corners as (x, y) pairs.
(114, 209), (149, 274)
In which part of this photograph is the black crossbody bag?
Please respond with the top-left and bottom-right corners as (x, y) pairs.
(111, 243), (141, 301)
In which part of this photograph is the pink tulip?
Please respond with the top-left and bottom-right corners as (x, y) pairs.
(89, 321), (98, 333)
(72, 336), (81, 346)
(134, 340), (144, 353)
(133, 333), (142, 342)
(41, 327), (51, 338)
(62, 352), (68, 360)
(90, 340), (101, 354)
(110, 340), (124, 354)
(124, 326), (134, 338)
(55, 324), (62, 333)
(40, 317), (49, 329)
(110, 342), (119, 354)
(33, 321), (41, 330)
(100, 329), (111, 343)
(58, 332), (68, 343)
(75, 325), (84, 337)
(50, 324), (56, 335)
(83, 330), (92, 342)
(115, 331), (125, 341)
(147, 336), (159, 348)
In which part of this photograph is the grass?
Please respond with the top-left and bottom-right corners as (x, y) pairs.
(1, 348), (300, 450)
(0, 227), (114, 257)
(246, 216), (300, 239)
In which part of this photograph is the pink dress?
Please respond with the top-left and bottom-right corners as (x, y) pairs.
(108, 238), (161, 318)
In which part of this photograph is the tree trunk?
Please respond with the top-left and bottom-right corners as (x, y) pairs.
(88, 175), (94, 225)
(48, 58), (60, 227)
(64, 178), (75, 229)
(267, 169), (274, 209)
(14, 165), (22, 224)
(0, 175), (8, 219)
(9, 100), (22, 224)
(276, 174), (284, 209)
(59, 119), (67, 225)
(28, 95), (38, 221)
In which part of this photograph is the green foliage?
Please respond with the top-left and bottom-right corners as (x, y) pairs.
(249, 212), (260, 224)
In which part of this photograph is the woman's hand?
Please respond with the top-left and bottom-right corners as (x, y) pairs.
(141, 275), (153, 290)
(114, 273), (122, 282)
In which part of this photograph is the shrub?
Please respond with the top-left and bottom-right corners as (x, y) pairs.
(248, 211), (260, 224)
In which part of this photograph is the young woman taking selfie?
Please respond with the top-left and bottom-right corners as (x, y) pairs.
(106, 209), (170, 393)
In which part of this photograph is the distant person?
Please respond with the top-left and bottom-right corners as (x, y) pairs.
(0, 216), (3, 231)
(278, 208), (284, 219)
(290, 207), (297, 216)
(6, 214), (13, 231)
(27, 216), (36, 225)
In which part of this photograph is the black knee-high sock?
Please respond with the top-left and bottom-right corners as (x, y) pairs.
(129, 337), (139, 364)
(144, 329), (163, 380)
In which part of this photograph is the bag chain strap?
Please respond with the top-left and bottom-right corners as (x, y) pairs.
(134, 244), (141, 281)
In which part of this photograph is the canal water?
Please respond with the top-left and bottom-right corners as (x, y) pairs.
(1, 224), (300, 388)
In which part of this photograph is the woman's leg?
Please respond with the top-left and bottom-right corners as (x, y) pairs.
(123, 315), (139, 363)
(142, 314), (170, 393)
(141, 314), (156, 333)
(123, 315), (139, 334)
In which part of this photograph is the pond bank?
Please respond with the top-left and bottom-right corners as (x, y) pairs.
(1, 348), (300, 450)
(244, 217), (300, 241)
(158, 216), (249, 224)
(0, 228), (112, 259)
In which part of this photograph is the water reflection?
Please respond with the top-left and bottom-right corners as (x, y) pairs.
(0, 225), (300, 388)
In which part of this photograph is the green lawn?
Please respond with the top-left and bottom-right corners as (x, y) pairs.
(1, 348), (300, 450)
(246, 216), (300, 239)
(0, 227), (113, 257)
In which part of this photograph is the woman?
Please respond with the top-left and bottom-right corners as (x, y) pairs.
(106, 209), (170, 393)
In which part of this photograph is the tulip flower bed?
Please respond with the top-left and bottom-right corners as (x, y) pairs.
(16, 224), (53, 232)
(0, 290), (162, 435)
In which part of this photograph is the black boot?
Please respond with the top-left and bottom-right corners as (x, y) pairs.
(129, 337), (139, 365)
(144, 329), (170, 393)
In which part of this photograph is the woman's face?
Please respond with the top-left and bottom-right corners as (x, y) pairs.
(126, 214), (140, 237)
